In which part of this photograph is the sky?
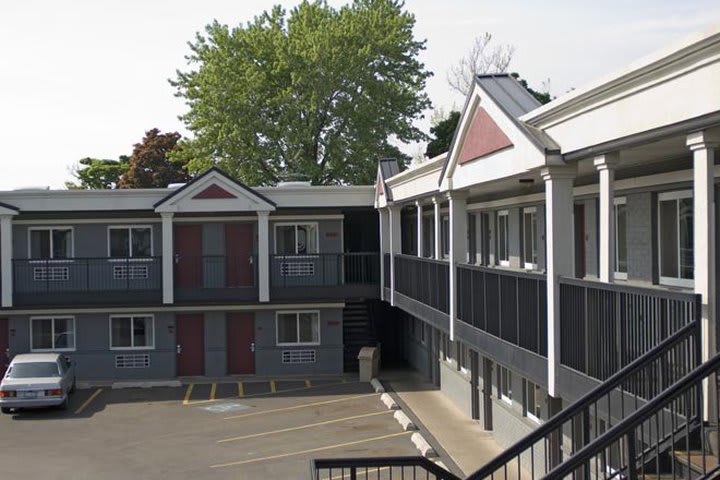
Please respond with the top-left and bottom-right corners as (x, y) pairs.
(1, 0), (719, 190)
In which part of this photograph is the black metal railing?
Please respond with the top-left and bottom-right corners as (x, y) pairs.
(13, 257), (162, 294)
(466, 319), (702, 480)
(174, 255), (257, 288)
(393, 254), (449, 314)
(543, 349), (720, 480)
(270, 253), (378, 288)
(559, 277), (700, 381)
(457, 264), (547, 356)
(311, 456), (461, 480)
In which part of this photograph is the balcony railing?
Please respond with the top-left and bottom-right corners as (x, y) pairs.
(174, 255), (257, 302)
(393, 254), (449, 314)
(457, 264), (547, 356)
(559, 277), (701, 381)
(13, 257), (162, 306)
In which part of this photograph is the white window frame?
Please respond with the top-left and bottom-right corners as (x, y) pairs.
(614, 197), (628, 280)
(107, 225), (154, 261)
(498, 365), (512, 405)
(30, 316), (76, 352)
(657, 190), (694, 289)
(273, 222), (320, 256)
(109, 314), (155, 351)
(497, 210), (510, 267)
(524, 379), (542, 424)
(459, 342), (470, 375)
(27, 226), (75, 261)
(275, 310), (321, 346)
(522, 207), (538, 270)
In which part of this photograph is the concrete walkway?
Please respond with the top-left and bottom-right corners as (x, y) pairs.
(381, 369), (506, 477)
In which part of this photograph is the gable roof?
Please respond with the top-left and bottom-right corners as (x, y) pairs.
(376, 158), (400, 202)
(0, 200), (19, 215)
(438, 74), (560, 186)
(154, 167), (276, 212)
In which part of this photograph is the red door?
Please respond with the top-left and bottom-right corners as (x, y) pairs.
(175, 225), (203, 288)
(0, 319), (8, 377)
(176, 314), (204, 376)
(226, 224), (255, 287)
(227, 313), (255, 374)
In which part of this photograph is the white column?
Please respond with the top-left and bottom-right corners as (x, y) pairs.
(433, 196), (442, 260)
(688, 131), (718, 420)
(448, 191), (468, 341)
(542, 165), (576, 397)
(257, 211), (270, 302)
(594, 153), (620, 283)
(0, 215), (14, 307)
(161, 213), (174, 305)
(416, 201), (424, 258)
(389, 205), (401, 306)
(379, 208), (390, 300)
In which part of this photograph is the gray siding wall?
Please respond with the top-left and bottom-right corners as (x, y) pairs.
(584, 199), (598, 278)
(626, 192), (654, 283)
(204, 311), (227, 377)
(439, 361), (472, 417)
(536, 205), (546, 271)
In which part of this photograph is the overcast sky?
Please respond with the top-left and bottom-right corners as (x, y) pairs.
(1, 0), (719, 190)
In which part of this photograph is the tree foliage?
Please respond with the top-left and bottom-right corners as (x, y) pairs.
(66, 156), (129, 189)
(118, 129), (189, 188)
(510, 73), (552, 105)
(171, 0), (432, 186)
(447, 33), (514, 96)
(425, 110), (460, 158)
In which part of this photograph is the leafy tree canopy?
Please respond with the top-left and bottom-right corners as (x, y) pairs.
(119, 129), (189, 188)
(425, 110), (460, 159)
(171, 0), (432, 185)
(510, 72), (552, 105)
(66, 156), (129, 189)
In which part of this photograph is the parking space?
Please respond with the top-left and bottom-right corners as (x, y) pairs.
(0, 378), (425, 479)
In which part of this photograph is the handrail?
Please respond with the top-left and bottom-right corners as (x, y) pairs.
(394, 252), (449, 266)
(459, 262), (547, 281)
(466, 319), (701, 479)
(542, 349), (720, 479)
(559, 275), (698, 302)
(311, 456), (461, 480)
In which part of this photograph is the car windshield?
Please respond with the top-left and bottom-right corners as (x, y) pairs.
(7, 362), (60, 378)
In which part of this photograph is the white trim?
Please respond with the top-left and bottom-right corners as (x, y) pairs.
(6, 302), (346, 316)
(29, 316), (76, 352)
(614, 197), (628, 280)
(498, 365), (512, 405)
(524, 379), (542, 425)
(174, 216), (256, 223)
(275, 310), (321, 346)
(657, 190), (694, 289)
(271, 214), (344, 221)
(109, 314), (156, 350)
(497, 210), (510, 267)
(273, 222), (320, 255)
(522, 207), (538, 270)
(27, 226), (74, 259)
(107, 225), (154, 258)
(14, 218), (161, 225)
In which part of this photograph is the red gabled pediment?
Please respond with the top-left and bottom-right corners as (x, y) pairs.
(458, 107), (513, 165)
(192, 184), (237, 200)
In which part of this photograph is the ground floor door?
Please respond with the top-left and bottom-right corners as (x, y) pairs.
(227, 313), (255, 374)
(0, 319), (7, 377)
(176, 314), (204, 376)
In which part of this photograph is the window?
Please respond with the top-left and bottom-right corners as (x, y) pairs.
(458, 342), (470, 374)
(29, 228), (73, 259)
(110, 315), (154, 350)
(497, 211), (509, 267)
(276, 311), (320, 345)
(31, 317), (75, 351)
(441, 215), (450, 258)
(275, 223), (319, 255)
(109, 227), (152, 258)
(497, 365), (512, 404)
(523, 207), (538, 270)
(420, 320), (426, 345)
(423, 216), (434, 257)
(614, 198), (627, 279)
(658, 191), (693, 287)
(524, 379), (541, 423)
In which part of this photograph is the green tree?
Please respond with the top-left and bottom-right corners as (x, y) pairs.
(119, 129), (189, 188)
(65, 156), (129, 189)
(171, 0), (431, 185)
(510, 73), (552, 105)
(425, 110), (460, 158)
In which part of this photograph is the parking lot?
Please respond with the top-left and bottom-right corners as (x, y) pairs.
(0, 378), (423, 479)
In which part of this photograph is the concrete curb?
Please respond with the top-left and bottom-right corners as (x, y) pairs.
(380, 392), (400, 410)
(393, 410), (417, 431)
(411, 432), (437, 458)
(111, 380), (182, 389)
(370, 378), (385, 393)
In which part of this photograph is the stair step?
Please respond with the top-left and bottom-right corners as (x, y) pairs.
(672, 450), (719, 475)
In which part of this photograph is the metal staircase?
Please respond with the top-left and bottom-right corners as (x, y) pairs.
(343, 300), (378, 372)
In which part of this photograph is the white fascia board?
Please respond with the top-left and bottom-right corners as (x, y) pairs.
(258, 186), (374, 208)
(440, 83), (547, 192)
(385, 155), (445, 186)
(0, 205), (18, 216)
(0, 190), (166, 212)
(522, 23), (720, 127)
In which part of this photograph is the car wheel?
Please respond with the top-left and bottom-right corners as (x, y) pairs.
(1, 407), (11, 414)
(58, 396), (69, 411)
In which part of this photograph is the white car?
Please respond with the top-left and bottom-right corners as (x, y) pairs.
(0, 353), (76, 413)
